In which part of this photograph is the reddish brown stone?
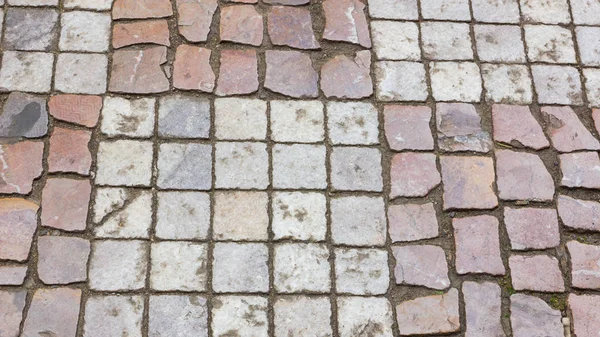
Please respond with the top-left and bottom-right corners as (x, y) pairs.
(436, 103), (492, 153)
(173, 45), (215, 92)
(440, 156), (498, 210)
(48, 127), (92, 175)
(41, 178), (91, 232)
(492, 104), (549, 150)
(384, 105), (434, 151)
(593, 108), (600, 135)
(541, 106), (600, 152)
(0, 291), (26, 337)
(560, 151), (600, 189)
(463, 282), (505, 337)
(509, 255), (565, 292)
(268, 6), (319, 49)
(176, 0), (217, 42)
(220, 5), (263, 46)
(37, 236), (90, 285)
(569, 294), (600, 337)
(22, 288), (81, 337)
(0, 198), (38, 262)
(321, 51), (373, 99)
(48, 95), (102, 128)
(265, 50), (318, 98)
(0, 141), (44, 194)
(504, 207), (560, 250)
(495, 150), (554, 201)
(557, 195), (600, 232)
(109, 46), (169, 94)
(323, 0), (371, 47)
(113, 0), (173, 19)
(264, 0), (308, 4)
(454, 215), (505, 275)
(392, 245), (450, 290)
(567, 241), (600, 290)
(112, 20), (170, 48)
(396, 289), (460, 335)
(216, 49), (258, 96)
(390, 152), (440, 198)
(388, 203), (438, 242)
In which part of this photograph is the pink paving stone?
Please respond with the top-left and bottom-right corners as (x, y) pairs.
(37, 236), (90, 285)
(567, 240), (600, 290)
(492, 104), (549, 150)
(593, 109), (600, 134)
(264, 0), (308, 4)
(112, 20), (170, 48)
(436, 103), (492, 153)
(509, 255), (565, 292)
(504, 207), (560, 250)
(0, 291), (26, 337)
(322, 0), (371, 48)
(0, 266), (27, 285)
(557, 195), (600, 232)
(225, 0), (256, 2)
(453, 215), (505, 275)
(109, 46), (170, 94)
(176, 0), (217, 43)
(384, 105), (434, 151)
(216, 49), (258, 96)
(569, 294), (600, 337)
(265, 50), (318, 98)
(48, 95), (102, 128)
(0, 198), (38, 262)
(392, 245), (450, 290)
(173, 45), (215, 92)
(268, 6), (319, 49)
(511, 294), (564, 337)
(112, 0), (173, 19)
(440, 156), (498, 210)
(388, 203), (438, 242)
(48, 127), (92, 175)
(560, 151), (600, 189)
(219, 5), (263, 46)
(463, 282), (505, 337)
(22, 288), (81, 337)
(41, 178), (91, 232)
(495, 150), (555, 201)
(321, 51), (373, 99)
(541, 106), (600, 152)
(0, 141), (43, 195)
(396, 289), (460, 335)
(390, 152), (440, 198)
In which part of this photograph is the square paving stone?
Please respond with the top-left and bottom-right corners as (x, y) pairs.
(274, 243), (330, 293)
(436, 103), (492, 153)
(571, 0), (600, 24)
(472, 0), (519, 22)
(519, 0), (570, 23)
(101, 97), (155, 138)
(48, 94), (102, 128)
(492, 105), (549, 150)
(265, 50), (319, 98)
(113, 0), (173, 19)
(149, 295), (208, 337)
(560, 152), (600, 189)
(220, 5), (263, 46)
(327, 102), (379, 145)
(156, 192), (210, 240)
(22, 288), (81, 337)
(397, 290), (461, 335)
(430, 62), (482, 102)
(463, 282), (505, 337)
(525, 25), (576, 63)
(453, 215), (505, 275)
(558, 195), (600, 232)
(584, 68), (600, 107)
(59, 11), (110, 52)
(0, 141), (43, 190)
(96, 140), (153, 187)
(0, 51), (54, 93)
(150, 242), (208, 291)
(157, 143), (212, 190)
(371, 21), (420, 61)
(8, 0), (58, 4)
(0, 291), (26, 337)
(569, 294), (600, 337)
(274, 296), (332, 337)
(212, 296), (268, 337)
(367, 0), (418, 19)
(267, 6), (319, 49)
(337, 297), (394, 337)
(92, 188), (152, 239)
(474, 25), (526, 63)
(216, 49), (259, 95)
(83, 296), (143, 337)
(37, 236), (90, 285)
(273, 144), (327, 189)
(64, 0), (113, 9)
(89, 240), (148, 291)
(0, 91), (48, 138)
(48, 127), (92, 175)
(504, 207), (560, 250)
(173, 45), (214, 92)
(212, 243), (269, 293)
(270, 100), (324, 143)
(331, 147), (383, 191)
(0, 199), (38, 262)
(41, 178), (91, 232)
(440, 156), (497, 210)
(322, 0), (371, 48)
(496, 150), (554, 201)
(331, 196), (386, 246)
(422, 22), (473, 60)
(55, 53), (108, 94)
(215, 142), (269, 189)
(213, 191), (268, 241)
(482, 64), (533, 104)
(388, 203), (438, 242)
(420, 0), (470, 20)
(3, 8), (58, 51)
(384, 105), (434, 151)
(390, 152), (440, 198)
(335, 248), (389, 295)
(509, 254), (565, 292)
(215, 98), (267, 140)
(576, 27), (600, 66)
(272, 192), (327, 241)
(158, 95), (210, 138)
(392, 245), (450, 290)
(111, 46), (170, 94)
(0, 266), (27, 285)
(511, 294), (564, 337)
(375, 61), (428, 101)
(321, 53), (372, 100)
(567, 241), (600, 290)
(531, 65), (583, 105)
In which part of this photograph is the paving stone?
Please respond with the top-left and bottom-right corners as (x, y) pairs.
(158, 95), (210, 138)
(0, 291), (26, 337)
(3, 8), (58, 51)
(492, 104), (549, 150)
(60, 11), (110, 52)
(0, 266), (27, 285)
(270, 100), (324, 143)
(371, 21), (420, 61)
(431, 62), (482, 102)
(510, 254), (565, 292)
(569, 294), (600, 337)
(56, 53), (108, 95)
(323, 0), (371, 47)
(22, 288), (81, 337)
(463, 282), (505, 337)
(584, 69), (600, 108)
(384, 105), (433, 151)
(472, 0), (519, 22)
(113, 0), (173, 19)
(157, 143), (212, 190)
(214, 191), (268, 241)
(567, 241), (600, 289)
(263, 0), (307, 4)
(331, 196), (386, 246)
(149, 295), (208, 337)
(83, 296), (144, 337)
(156, 191), (210, 240)
(571, 0), (600, 24)
(215, 98), (266, 140)
(396, 289), (461, 335)
(367, 0), (418, 19)
(273, 144), (327, 189)
(474, 25), (526, 63)
(48, 127), (91, 175)
(212, 296), (268, 337)
(454, 215), (505, 275)
(215, 142), (269, 189)
(421, 0), (469, 20)
(95, 140), (153, 186)
(274, 296), (332, 337)
(560, 152), (600, 189)
(331, 147), (383, 192)
(576, 27), (600, 66)
(390, 152), (440, 198)
(89, 240), (148, 291)
(440, 156), (498, 210)
(212, 243), (269, 293)
(0, 92), (48, 138)
(321, 51), (373, 99)
(531, 65), (583, 105)
(594, 109), (600, 134)
(274, 243), (330, 293)
(113, 20), (170, 48)
(375, 61), (428, 101)
(388, 203), (438, 242)
(151, 242), (208, 291)
(335, 248), (389, 295)
(504, 207), (560, 250)
(541, 106), (600, 152)
(558, 195), (600, 232)
(0, 51), (54, 93)
(511, 294), (563, 337)
(216, 49), (259, 95)
(41, 178), (91, 232)
(265, 50), (318, 98)
(173, 45), (214, 92)
(0, 198), (38, 262)
(327, 102), (378, 145)
(268, 6), (319, 49)
(272, 192), (327, 241)
(482, 64), (533, 104)
(110, 47), (168, 94)
(48, 94), (102, 128)
(37, 236), (90, 285)
(436, 103), (492, 152)
(519, 0), (570, 23)
(93, 188), (152, 239)
(101, 97), (155, 138)
(220, 5), (263, 46)
(8, 0), (57, 4)
(337, 298), (394, 337)
(176, 0), (217, 43)
(525, 25), (576, 63)
(392, 245), (450, 290)
(496, 150), (554, 201)
(64, 0), (112, 9)
(422, 22), (473, 60)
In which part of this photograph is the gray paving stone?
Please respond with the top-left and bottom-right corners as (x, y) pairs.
(463, 282), (505, 337)
(392, 245), (450, 290)
(0, 51), (54, 93)
(158, 95), (210, 138)
(96, 140), (153, 187)
(274, 296), (332, 337)
(149, 295), (208, 337)
(270, 100), (324, 143)
(157, 143), (212, 190)
(215, 98), (267, 140)
(331, 147), (383, 192)
(22, 288), (81, 337)
(215, 142), (269, 189)
(64, 0), (112, 9)
(89, 240), (148, 291)
(327, 102), (379, 145)
(532, 65), (583, 105)
(59, 11), (111, 52)
(93, 188), (152, 239)
(212, 296), (268, 337)
(37, 236), (90, 285)
(584, 68), (600, 108)
(375, 61), (428, 101)
(3, 8), (58, 51)
(331, 196), (386, 246)
(335, 248), (389, 295)
(55, 53), (108, 94)
(150, 242), (208, 291)
(273, 144), (326, 189)
(0, 92), (48, 138)
(577, 27), (600, 66)
(430, 62), (482, 102)
(482, 64), (533, 104)
(8, 0), (57, 4)
(213, 191), (268, 241)
(371, 21), (420, 61)
(83, 295), (144, 337)
(571, 0), (600, 25)
(274, 243), (330, 293)
(422, 22), (473, 60)
(101, 97), (155, 138)
(337, 297), (394, 337)
(367, 0), (418, 19)
(0, 266), (27, 285)
(519, 0), (570, 24)
(156, 191), (210, 240)
(0, 291), (26, 337)
(272, 192), (327, 241)
(212, 243), (269, 293)
(511, 294), (563, 337)
(525, 25), (576, 63)
(474, 25), (526, 63)
(472, 0), (519, 23)
(420, 0), (470, 20)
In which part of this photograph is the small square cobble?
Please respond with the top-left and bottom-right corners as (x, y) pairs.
(453, 215), (505, 275)
(59, 11), (111, 52)
(436, 103), (492, 153)
(274, 296), (332, 337)
(495, 150), (554, 201)
(37, 236), (90, 285)
(0, 291), (26, 336)
(420, 0), (470, 21)
(482, 64), (533, 104)
(421, 22), (473, 60)
(511, 294), (563, 337)
(156, 192), (210, 240)
(390, 152), (441, 198)
(150, 241), (208, 291)
(157, 143), (212, 190)
(41, 178), (91, 231)
(474, 25), (526, 63)
(375, 61), (428, 101)
(89, 240), (148, 291)
(492, 105), (549, 150)
(83, 295), (144, 337)
(272, 144), (327, 189)
(158, 95), (210, 138)
(337, 297), (394, 337)
(331, 196), (386, 246)
(1, 200), (38, 262)
(215, 142), (269, 189)
(569, 294), (600, 337)
(571, 0), (600, 25)
(272, 191), (327, 241)
(22, 288), (81, 337)
(335, 248), (389, 295)
(149, 295), (208, 337)
(274, 243), (330, 293)
(96, 140), (153, 186)
(4, 8), (58, 51)
(0, 51), (54, 93)
(525, 25), (576, 63)
(567, 241), (600, 289)
(367, 0), (418, 20)
(268, 6), (319, 50)
(270, 100), (324, 143)
(520, 0), (570, 24)
(509, 254), (565, 292)
(101, 96), (155, 138)
(584, 68), (600, 107)
(504, 207), (560, 250)
(558, 195), (600, 232)
(215, 98), (267, 140)
(576, 27), (600, 66)
(331, 147), (383, 192)
(213, 191), (268, 241)
(216, 49), (259, 96)
(48, 127), (92, 175)
(430, 62), (482, 102)
(393, 245), (450, 290)
(388, 203), (439, 242)
(212, 296), (268, 337)
(327, 102), (379, 145)
(371, 21), (420, 61)
(440, 156), (498, 210)
(541, 106), (600, 152)
(55, 53), (108, 94)
(212, 243), (269, 293)
(384, 105), (434, 151)
(463, 282), (505, 337)
(220, 5), (263, 46)
(92, 188), (152, 239)
(532, 65), (583, 105)
(472, 0), (519, 23)
(560, 152), (600, 189)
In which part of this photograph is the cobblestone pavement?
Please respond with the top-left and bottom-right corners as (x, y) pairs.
(2, 0), (600, 336)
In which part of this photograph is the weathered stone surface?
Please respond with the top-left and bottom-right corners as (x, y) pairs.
(430, 62), (482, 102)
(572, 0), (600, 24)
(268, 6), (319, 49)
(274, 243), (331, 293)
(22, 288), (81, 337)
(331, 147), (383, 192)
(96, 140), (153, 186)
(321, 51), (373, 99)
(558, 195), (600, 232)
(422, 21), (473, 60)
(214, 191), (268, 241)
(150, 295), (208, 337)
(492, 104), (549, 149)
(220, 5), (263, 46)
(0, 141), (43, 194)
(0, 291), (26, 337)
(48, 94), (102, 127)
(585, 69), (600, 108)
(272, 192), (327, 241)
(482, 64), (533, 104)
(59, 11), (111, 52)
(84, 296), (144, 337)
(216, 49), (258, 95)
(212, 296), (267, 337)
(475, 25), (526, 62)
(525, 25), (576, 63)
(331, 196), (386, 246)
(454, 215), (505, 275)
(496, 150), (554, 201)
(110, 46), (169, 94)
(0, 51), (54, 93)
(264, 0), (307, 4)
(463, 282), (506, 337)
(113, 20), (170, 48)
(0, 198), (37, 262)
(158, 95), (210, 138)
(472, 0), (519, 22)
(375, 61), (428, 101)
(323, 0), (371, 47)
(150, 242), (208, 291)
(0, 92), (48, 138)
(41, 178), (91, 231)
(504, 207), (560, 250)
(440, 156), (498, 210)
(176, 0), (217, 43)
(388, 203), (438, 242)
(337, 297), (394, 337)
(569, 294), (600, 337)
(3, 8), (58, 51)
(173, 45), (215, 92)
(560, 152), (600, 189)
(396, 289), (461, 335)
(157, 192), (209, 240)
(48, 127), (92, 175)
(215, 142), (269, 189)
(7, 0), (58, 5)
(113, 0), (173, 19)
(89, 240), (148, 291)
(390, 152), (440, 198)
(510, 255), (565, 292)
(372, 21), (420, 60)
(511, 294), (563, 337)
(368, 0), (418, 19)
(274, 297), (332, 337)
(392, 245), (450, 290)
(436, 103), (492, 153)
(541, 106), (600, 152)
(215, 98), (267, 140)
(0, 266), (27, 285)
(577, 27), (600, 66)
(335, 248), (389, 295)
(55, 53), (107, 94)
(265, 50), (318, 98)
(520, 0), (570, 23)
(101, 96), (155, 138)
(270, 100), (324, 143)
(93, 188), (152, 239)
(532, 65), (583, 105)
(64, 0), (112, 9)
(157, 143), (212, 190)
(37, 236), (90, 284)
(384, 105), (434, 151)
(272, 144), (327, 189)
(567, 241), (600, 289)
(327, 102), (378, 145)
(421, 0), (470, 20)
(212, 243), (269, 293)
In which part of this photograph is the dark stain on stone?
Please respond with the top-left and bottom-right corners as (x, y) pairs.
(3, 102), (41, 137)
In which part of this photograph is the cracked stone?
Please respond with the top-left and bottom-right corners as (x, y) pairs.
(392, 245), (450, 290)
(110, 46), (169, 94)
(41, 178), (91, 232)
(0, 198), (38, 262)
(219, 5), (263, 46)
(496, 150), (554, 201)
(265, 50), (318, 98)
(92, 188), (152, 239)
(511, 294), (564, 337)
(567, 241), (600, 290)
(388, 203), (438, 242)
(390, 152), (440, 198)
(454, 215), (505, 275)
(560, 152), (600, 189)
(510, 254), (565, 292)
(113, 0), (173, 19)
(440, 156), (498, 210)
(384, 105), (434, 151)
(173, 45), (215, 92)
(113, 19), (170, 48)
(268, 6), (319, 49)
(492, 105), (549, 150)
(436, 103), (492, 153)
(504, 207), (560, 250)
(321, 51), (373, 99)
(541, 106), (600, 152)
(216, 49), (258, 96)
(176, 0), (217, 42)
(558, 195), (600, 232)
(37, 236), (90, 285)
(48, 94), (102, 127)
(323, 0), (371, 47)
(48, 127), (92, 175)
(0, 92), (48, 138)
(22, 288), (81, 337)
(396, 289), (461, 335)
(0, 141), (43, 194)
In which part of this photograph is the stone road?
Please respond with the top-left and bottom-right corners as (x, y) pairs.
(0, 0), (600, 336)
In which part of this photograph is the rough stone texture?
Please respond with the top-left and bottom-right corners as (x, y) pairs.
(48, 94), (102, 127)
(560, 152), (600, 189)
(113, 0), (173, 19)
(584, 68), (600, 108)
(421, 0), (469, 20)
(496, 150), (555, 201)
(272, 192), (327, 241)
(89, 240), (148, 291)
(149, 295), (208, 337)
(212, 243), (269, 293)
(7, 0), (57, 4)
(520, 0), (570, 23)
(569, 294), (600, 337)
(274, 297), (332, 337)
(22, 288), (81, 337)
(95, 140), (153, 186)
(64, 0), (112, 9)
(268, 6), (319, 49)
(511, 294), (564, 337)
(482, 64), (533, 104)
(150, 242), (208, 291)
(272, 144), (327, 189)
(463, 282), (506, 337)
(213, 191), (268, 241)
(55, 53), (108, 94)
(173, 45), (215, 92)
(392, 245), (450, 290)
(525, 25), (576, 63)
(368, 0), (418, 19)
(576, 27), (600, 66)
(440, 156), (498, 210)
(337, 297), (394, 337)
(571, 0), (600, 25)
(0, 92), (48, 138)
(558, 195), (600, 232)
(323, 0), (370, 47)
(176, 0), (217, 43)
(321, 51), (373, 99)
(0, 141), (43, 194)
(390, 152), (440, 198)
(0, 198), (38, 262)
(110, 47), (169, 94)
(83, 296), (144, 337)
(541, 106), (600, 152)
(388, 203), (438, 242)
(436, 103), (492, 153)
(453, 215), (505, 275)
(157, 143), (212, 190)
(510, 255), (565, 292)
(375, 61), (428, 101)
(216, 49), (258, 95)
(274, 243), (331, 293)
(270, 100), (324, 143)
(215, 98), (266, 140)
(0, 266), (27, 285)
(0, 291), (26, 337)
(3, 8), (58, 51)
(335, 248), (389, 295)
(396, 289), (461, 335)
(93, 188), (152, 239)
(48, 127), (92, 174)
(371, 21), (420, 61)
(158, 95), (210, 138)
(430, 62), (482, 102)
(156, 191), (210, 240)
(327, 102), (378, 145)
(220, 5), (263, 46)
(472, 0), (519, 22)
(492, 105), (549, 150)
(215, 142), (269, 189)
(265, 50), (318, 98)
(212, 296), (268, 337)
(384, 105), (434, 151)
(0, 51), (54, 93)
(331, 196), (386, 246)
(474, 25), (526, 62)
(59, 11), (111, 52)
(263, 0), (307, 4)
(567, 241), (600, 289)
(504, 207), (561, 250)
(37, 236), (90, 284)
(113, 20), (170, 48)
(422, 22), (473, 60)
(330, 147), (383, 192)
(41, 178), (90, 232)
(532, 65), (583, 105)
